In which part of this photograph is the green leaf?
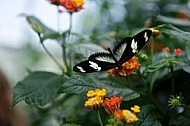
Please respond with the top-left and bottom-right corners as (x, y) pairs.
(145, 59), (168, 73)
(156, 15), (190, 27)
(130, 105), (161, 126)
(145, 57), (187, 73)
(59, 75), (140, 101)
(26, 15), (60, 42)
(183, 66), (190, 73)
(12, 71), (65, 107)
(169, 111), (190, 126)
(156, 24), (190, 41)
(60, 124), (81, 126)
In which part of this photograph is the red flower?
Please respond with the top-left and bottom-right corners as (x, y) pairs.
(174, 48), (182, 56)
(60, 0), (84, 12)
(102, 96), (122, 115)
(49, 0), (61, 5)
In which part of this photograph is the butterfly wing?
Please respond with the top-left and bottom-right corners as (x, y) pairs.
(113, 29), (152, 64)
(73, 29), (152, 73)
(73, 52), (117, 73)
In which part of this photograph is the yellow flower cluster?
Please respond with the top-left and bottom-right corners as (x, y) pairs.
(84, 89), (106, 109)
(85, 89), (140, 124)
(122, 109), (139, 123)
(107, 56), (140, 76)
(122, 105), (140, 123)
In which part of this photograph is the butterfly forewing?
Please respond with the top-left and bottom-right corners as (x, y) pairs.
(118, 29), (152, 63)
(113, 37), (132, 61)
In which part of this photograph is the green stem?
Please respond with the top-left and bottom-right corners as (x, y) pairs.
(97, 109), (103, 126)
(41, 42), (63, 70)
(150, 36), (154, 61)
(38, 33), (63, 70)
(149, 75), (154, 94)
(68, 12), (73, 43)
(126, 76), (132, 88)
(170, 66), (174, 94)
(148, 94), (167, 118)
(56, 5), (61, 34)
(67, 12), (73, 75)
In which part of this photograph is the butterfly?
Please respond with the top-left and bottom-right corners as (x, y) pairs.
(73, 29), (152, 73)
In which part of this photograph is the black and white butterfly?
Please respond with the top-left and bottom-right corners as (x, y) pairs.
(73, 29), (152, 73)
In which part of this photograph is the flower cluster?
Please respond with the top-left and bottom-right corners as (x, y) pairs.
(85, 88), (140, 124)
(49, 0), (84, 12)
(107, 56), (140, 76)
(174, 48), (182, 56)
(162, 47), (182, 57)
(85, 88), (106, 109)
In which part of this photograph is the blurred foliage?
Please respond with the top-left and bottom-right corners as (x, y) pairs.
(12, 0), (190, 126)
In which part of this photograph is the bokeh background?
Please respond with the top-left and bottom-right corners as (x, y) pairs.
(1, 0), (190, 126)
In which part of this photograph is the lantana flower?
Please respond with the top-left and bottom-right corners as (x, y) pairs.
(122, 110), (139, 123)
(85, 88), (106, 109)
(174, 48), (182, 56)
(107, 56), (140, 76)
(48, 0), (84, 12)
(49, 0), (61, 5)
(60, 0), (84, 12)
(162, 47), (170, 58)
(102, 96), (122, 115)
(85, 89), (140, 124)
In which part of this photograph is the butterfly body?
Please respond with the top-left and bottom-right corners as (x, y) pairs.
(73, 29), (152, 73)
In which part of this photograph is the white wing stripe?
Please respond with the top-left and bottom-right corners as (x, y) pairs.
(131, 39), (138, 53)
(89, 61), (101, 71)
(95, 56), (115, 63)
(77, 66), (86, 72)
(114, 43), (127, 60)
(144, 32), (148, 42)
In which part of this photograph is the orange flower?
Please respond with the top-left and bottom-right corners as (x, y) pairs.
(174, 48), (182, 56)
(107, 56), (140, 76)
(60, 0), (84, 12)
(103, 96), (122, 115)
(162, 47), (170, 58)
(114, 109), (123, 119)
(49, 0), (61, 5)
(162, 47), (170, 52)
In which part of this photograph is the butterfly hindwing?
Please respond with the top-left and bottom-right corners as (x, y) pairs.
(73, 52), (117, 73)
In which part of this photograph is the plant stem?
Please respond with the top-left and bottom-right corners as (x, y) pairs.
(38, 33), (63, 70)
(56, 5), (61, 34)
(41, 42), (63, 70)
(67, 12), (73, 75)
(97, 109), (103, 126)
(170, 66), (174, 94)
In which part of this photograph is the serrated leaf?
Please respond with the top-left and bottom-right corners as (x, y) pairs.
(12, 71), (65, 107)
(145, 59), (168, 73)
(156, 24), (190, 41)
(130, 105), (161, 126)
(146, 57), (187, 73)
(59, 75), (140, 101)
(26, 15), (60, 42)
(169, 111), (190, 126)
